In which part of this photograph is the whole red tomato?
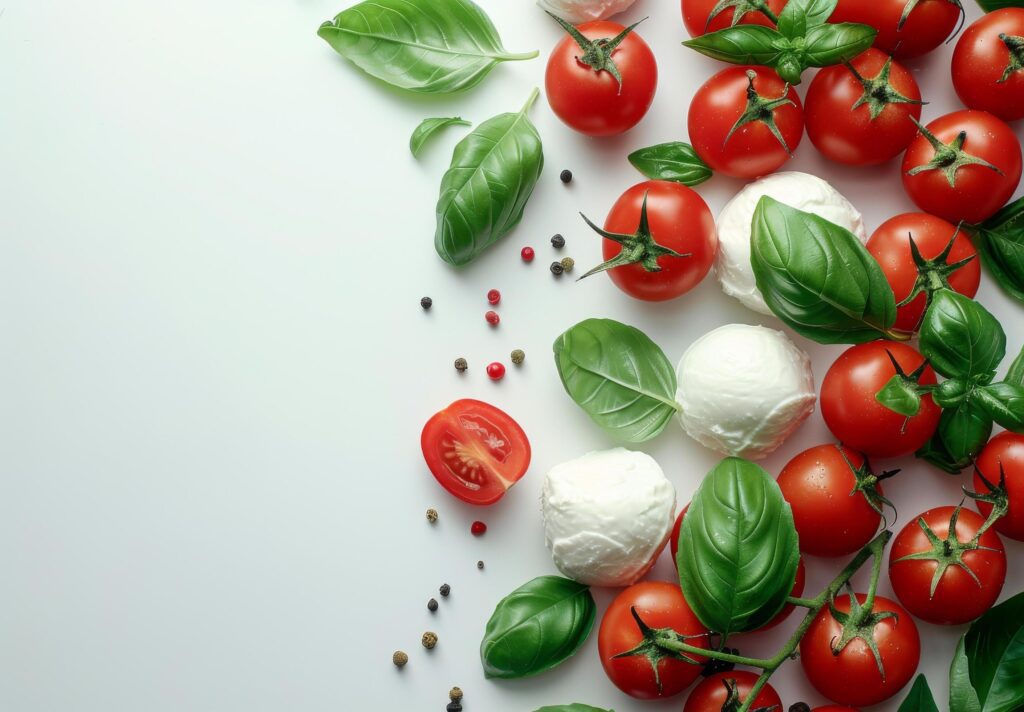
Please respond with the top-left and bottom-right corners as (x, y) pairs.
(581, 180), (717, 302)
(821, 341), (941, 459)
(901, 110), (1022, 224)
(599, 581), (709, 699)
(681, 0), (787, 36)
(866, 213), (980, 334)
(545, 20), (657, 136)
(800, 594), (920, 706)
(777, 444), (884, 557)
(973, 432), (1024, 541)
(683, 671), (781, 712)
(952, 9), (1024, 122)
(830, 0), (963, 59)
(805, 49), (923, 166)
(889, 506), (1006, 625)
(688, 66), (804, 178)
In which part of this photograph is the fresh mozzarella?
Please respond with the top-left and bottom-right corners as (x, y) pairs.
(536, 0), (638, 23)
(676, 324), (816, 460)
(542, 448), (676, 587)
(716, 171), (867, 315)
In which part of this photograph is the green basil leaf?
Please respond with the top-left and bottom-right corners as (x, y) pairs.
(534, 706), (613, 712)
(553, 318), (679, 443)
(627, 142), (712, 186)
(976, 1), (1024, 13)
(409, 117), (471, 158)
(1006, 343), (1024, 385)
(974, 197), (1024, 303)
(678, 457), (800, 639)
(898, 675), (940, 712)
(919, 290), (1006, 380)
(919, 402), (994, 474)
(877, 374), (924, 417)
(480, 576), (595, 680)
(951, 634), (983, 712)
(317, 0), (537, 94)
(976, 383), (1024, 432)
(965, 591), (1024, 712)
(751, 196), (897, 344)
(682, 25), (785, 66)
(777, 0), (837, 38)
(435, 91), (543, 266)
(802, 22), (878, 68)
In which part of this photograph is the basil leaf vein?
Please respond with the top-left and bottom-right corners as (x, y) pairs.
(919, 290), (1006, 380)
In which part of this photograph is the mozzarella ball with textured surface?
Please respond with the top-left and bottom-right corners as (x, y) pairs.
(536, 0), (637, 23)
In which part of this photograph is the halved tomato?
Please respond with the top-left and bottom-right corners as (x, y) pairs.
(420, 399), (531, 505)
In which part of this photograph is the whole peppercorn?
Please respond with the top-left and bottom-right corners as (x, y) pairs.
(510, 349), (525, 365)
(477, 560), (485, 570)
(470, 520), (487, 536)
(788, 704), (811, 712)
(486, 362), (506, 381)
(427, 598), (438, 612)
(560, 169), (573, 184)
(486, 289), (501, 305)
(521, 246), (535, 262)
(449, 687), (464, 702)
(392, 650), (408, 667)
(421, 631), (438, 649)
(426, 508), (439, 523)
(551, 234), (566, 249)
(560, 257), (575, 272)
(420, 296), (433, 310)
(550, 261), (565, 276)
(485, 310), (500, 326)
(454, 358), (468, 373)
(446, 703), (463, 712)
(439, 583), (451, 597)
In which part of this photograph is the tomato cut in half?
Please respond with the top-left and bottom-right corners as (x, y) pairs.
(420, 399), (530, 505)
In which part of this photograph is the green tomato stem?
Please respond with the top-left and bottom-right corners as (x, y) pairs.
(785, 596), (818, 608)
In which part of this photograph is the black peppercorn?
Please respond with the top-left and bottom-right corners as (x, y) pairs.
(446, 703), (463, 712)
(560, 169), (572, 183)
(454, 358), (468, 373)
(789, 704), (811, 712)
(477, 560), (484, 570)
(427, 598), (438, 612)
(551, 234), (565, 249)
(439, 583), (451, 597)
(420, 296), (433, 310)
(550, 261), (565, 276)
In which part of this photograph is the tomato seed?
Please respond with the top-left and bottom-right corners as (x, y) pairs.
(471, 521), (487, 535)
(521, 246), (535, 262)
(486, 362), (505, 380)
(485, 310), (500, 326)
(487, 289), (501, 305)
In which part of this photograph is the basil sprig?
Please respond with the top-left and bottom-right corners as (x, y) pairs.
(627, 142), (712, 186)
(897, 675), (940, 712)
(677, 458), (800, 640)
(970, 196), (1024, 305)
(962, 592), (1024, 712)
(682, 0), (876, 84)
(480, 576), (595, 680)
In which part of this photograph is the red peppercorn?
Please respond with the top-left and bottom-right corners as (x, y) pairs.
(487, 289), (501, 305)
(486, 362), (505, 381)
(471, 521), (487, 536)
(521, 246), (535, 262)
(485, 310), (500, 326)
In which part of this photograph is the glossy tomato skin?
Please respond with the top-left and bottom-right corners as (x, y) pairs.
(889, 506), (1006, 625)
(545, 21), (657, 136)
(801, 594), (920, 707)
(778, 444), (882, 557)
(683, 671), (781, 712)
(681, 0), (787, 36)
(901, 110), (1022, 224)
(974, 432), (1024, 541)
(599, 581), (709, 699)
(420, 399), (530, 506)
(952, 9), (1024, 122)
(805, 49), (922, 166)
(602, 181), (717, 301)
(688, 66), (804, 178)
(821, 341), (941, 459)
(830, 0), (962, 59)
(866, 213), (981, 333)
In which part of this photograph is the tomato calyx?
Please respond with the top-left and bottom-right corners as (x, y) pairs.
(578, 192), (693, 278)
(839, 448), (899, 520)
(895, 231), (977, 313)
(874, 350), (935, 421)
(705, 0), (780, 32)
(964, 462), (1012, 532)
(613, 607), (708, 694)
(998, 33), (1024, 84)
(725, 70), (797, 155)
(714, 677), (780, 712)
(827, 583), (899, 679)
(545, 11), (647, 94)
(898, 0), (964, 34)
(847, 56), (925, 121)
(906, 119), (1004, 188)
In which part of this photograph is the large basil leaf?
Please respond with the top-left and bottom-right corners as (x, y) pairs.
(751, 196), (897, 344)
(534, 706), (613, 712)
(1006, 344), (1024, 385)
(919, 290), (1006, 380)
(628, 143), (712, 186)
(677, 457), (800, 639)
(918, 402), (994, 474)
(898, 675), (940, 712)
(553, 319), (679, 443)
(974, 196), (1024, 303)
(976, 1), (1024, 14)
(777, 0), (837, 37)
(435, 91), (543, 266)
(951, 635), (983, 712)
(964, 592), (1024, 712)
(480, 576), (595, 680)
(317, 0), (537, 94)
(410, 117), (470, 158)
(682, 25), (785, 66)
(802, 22), (878, 67)
(976, 383), (1024, 432)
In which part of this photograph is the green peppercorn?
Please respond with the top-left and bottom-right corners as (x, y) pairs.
(454, 358), (468, 373)
(560, 257), (575, 272)
(551, 234), (565, 249)
(392, 650), (408, 667)
(422, 631), (438, 649)
(510, 349), (525, 365)
(426, 508), (438, 523)
(550, 261), (565, 276)
(449, 687), (463, 702)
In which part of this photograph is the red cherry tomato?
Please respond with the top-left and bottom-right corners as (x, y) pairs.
(683, 671), (782, 712)
(901, 110), (1022, 224)
(800, 594), (920, 707)
(952, 9), (1024, 122)
(974, 432), (1024, 541)
(545, 21), (657, 136)
(420, 399), (530, 505)
(590, 180), (717, 302)
(688, 66), (804, 178)
(889, 506), (1006, 625)
(681, 0), (787, 36)
(866, 213), (980, 334)
(599, 581), (709, 699)
(805, 49), (923, 166)
(821, 341), (940, 459)
(830, 0), (964, 59)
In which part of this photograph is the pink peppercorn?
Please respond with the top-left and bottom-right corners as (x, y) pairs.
(471, 521), (487, 536)
(521, 247), (535, 262)
(486, 362), (506, 381)
(485, 310), (500, 326)
(487, 289), (501, 305)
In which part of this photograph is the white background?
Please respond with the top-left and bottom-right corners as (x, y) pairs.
(1, 1), (1021, 711)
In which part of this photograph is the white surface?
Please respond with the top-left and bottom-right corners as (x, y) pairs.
(1, 1), (1021, 711)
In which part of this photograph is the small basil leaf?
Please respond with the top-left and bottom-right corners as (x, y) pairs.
(876, 374), (923, 417)
(974, 196), (1024, 303)
(1006, 343), (1024, 385)
(950, 635), (982, 712)
(919, 290), (1006, 380)
(898, 675), (940, 712)
(976, 1), (1024, 15)
(480, 576), (595, 680)
(751, 196), (897, 344)
(678, 457), (800, 639)
(965, 591), (1024, 712)
(410, 117), (471, 157)
(628, 142), (712, 186)
(976, 383), (1024, 432)
(802, 22), (878, 68)
(777, 0), (837, 38)
(924, 401), (994, 473)
(318, 0), (537, 94)
(435, 91), (543, 266)
(534, 706), (614, 712)
(553, 319), (679, 443)
(682, 25), (785, 66)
